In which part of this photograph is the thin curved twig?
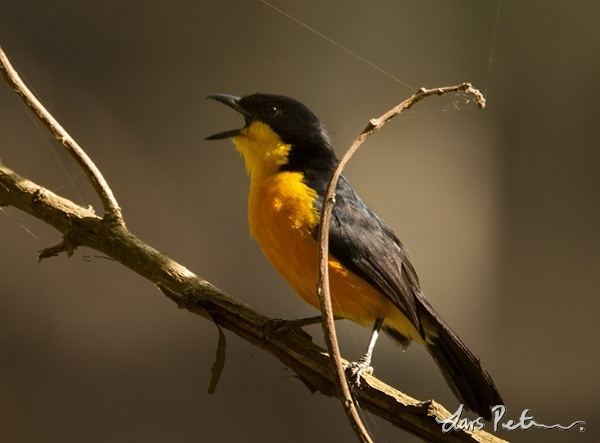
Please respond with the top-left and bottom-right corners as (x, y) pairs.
(0, 46), (124, 225)
(316, 83), (486, 442)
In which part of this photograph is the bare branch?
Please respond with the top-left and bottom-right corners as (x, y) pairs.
(315, 83), (487, 442)
(0, 46), (124, 225)
(0, 163), (505, 443)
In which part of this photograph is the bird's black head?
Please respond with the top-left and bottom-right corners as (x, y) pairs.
(206, 93), (337, 178)
(206, 93), (331, 147)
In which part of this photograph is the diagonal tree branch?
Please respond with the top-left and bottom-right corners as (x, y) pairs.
(0, 163), (505, 443)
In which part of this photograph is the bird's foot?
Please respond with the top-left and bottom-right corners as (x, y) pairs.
(345, 357), (374, 387)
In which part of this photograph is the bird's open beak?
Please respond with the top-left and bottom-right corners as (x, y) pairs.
(205, 94), (250, 140)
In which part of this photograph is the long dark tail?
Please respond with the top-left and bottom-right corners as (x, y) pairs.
(415, 291), (504, 421)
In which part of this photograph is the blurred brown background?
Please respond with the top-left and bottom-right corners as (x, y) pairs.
(1, 1), (598, 442)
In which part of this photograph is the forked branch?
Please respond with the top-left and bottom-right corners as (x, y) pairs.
(0, 47), (123, 225)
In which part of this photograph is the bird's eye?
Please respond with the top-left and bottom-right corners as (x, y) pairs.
(262, 105), (281, 119)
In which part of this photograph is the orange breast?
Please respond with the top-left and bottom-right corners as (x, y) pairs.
(248, 171), (421, 340)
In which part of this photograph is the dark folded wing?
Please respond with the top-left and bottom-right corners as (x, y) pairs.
(317, 175), (422, 330)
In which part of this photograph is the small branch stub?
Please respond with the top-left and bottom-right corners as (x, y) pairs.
(38, 236), (76, 261)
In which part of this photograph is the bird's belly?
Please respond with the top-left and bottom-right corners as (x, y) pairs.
(248, 173), (399, 326)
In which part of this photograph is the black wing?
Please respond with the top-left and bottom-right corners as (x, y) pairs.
(314, 175), (423, 331)
(304, 172), (504, 417)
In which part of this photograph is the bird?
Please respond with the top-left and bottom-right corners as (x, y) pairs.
(206, 92), (503, 420)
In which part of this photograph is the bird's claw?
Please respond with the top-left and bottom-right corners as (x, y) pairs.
(345, 359), (374, 387)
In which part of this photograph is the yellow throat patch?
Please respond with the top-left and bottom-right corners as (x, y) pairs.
(232, 120), (319, 237)
(233, 121), (292, 180)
